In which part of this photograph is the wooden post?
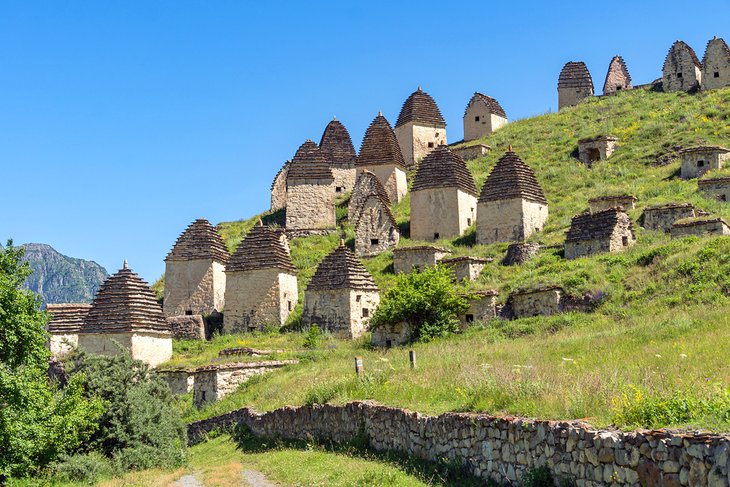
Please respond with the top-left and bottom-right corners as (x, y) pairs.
(354, 356), (363, 377)
(409, 350), (416, 369)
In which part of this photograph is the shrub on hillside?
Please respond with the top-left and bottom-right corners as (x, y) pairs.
(369, 265), (468, 342)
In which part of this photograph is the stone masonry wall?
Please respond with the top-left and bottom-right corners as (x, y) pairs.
(285, 181), (336, 230)
(411, 188), (476, 241)
(49, 333), (78, 358)
(358, 166), (408, 203)
(302, 289), (379, 339)
(477, 198), (547, 245)
(452, 144), (490, 161)
(464, 102), (507, 141)
(224, 269), (297, 332)
(392, 249), (451, 275)
(394, 123), (446, 167)
(331, 167), (356, 195)
(643, 206), (697, 232)
(188, 401), (730, 487)
(699, 180), (730, 202)
(354, 196), (399, 257)
(671, 220), (730, 238)
(702, 40), (730, 91)
(167, 314), (206, 340)
(164, 259), (226, 317)
(681, 151), (730, 179)
(77, 332), (172, 368)
(559, 86), (593, 110)
(510, 288), (563, 318)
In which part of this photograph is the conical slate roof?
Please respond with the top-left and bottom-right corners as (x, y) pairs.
(357, 113), (406, 168)
(319, 118), (357, 168)
(227, 222), (296, 273)
(412, 146), (478, 195)
(81, 262), (170, 334)
(602, 56), (632, 94)
(395, 87), (446, 128)
(566, 208), (634, 242)
(306, 241), (379, 291)
(465, 92), (507, 119)
(47, 303), (91, 333)
(479, 150), (547, 205)
(287, 140), (334, 182)
(664, 40), (702, 70)
(558, 62), (594, 89)
(166, 218), (229, 263)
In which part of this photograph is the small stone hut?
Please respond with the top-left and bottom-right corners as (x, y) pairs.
(224, 222), (298, 332)
(679, 146), (730, 179)
(558, 62), (594, 109)
(588, 195), (636, 213)
(699, 176), (730, 202)
(602, 56), (632, 95)
(459, 290), (499, 326)
(577, 136), (618, 166)
(441, 256), (490, 282)
(371, 321), (414, 348)
(564, 208), (635, 260)
(348, 170), (391, 223)
(302, 241), (380, 339)
(476, 149), (548, 245)
(285, 140), (336, 232)
(671, 217), (730, 238)
(463, 92), (508, 141)
(392, 245), (452, 275)
(77, 261), (172, 367)
(662, 40), (702, 92)
(702, 36), (730, 91)
(509, 286), (563, 318)
(357, 113), (408, 203)
(410, 146), (478, 241)
(270, 161), (290, 211)
(503, 242), (540, 265)
(354, 193), (400, 257)
(394, 87), (447, 167)
(452, 144), (491, 161)
(319, 117), (357, 194)
(47, 303), (91, 358)
(642, 203), (699, 232)
(164, 218), (229, 318)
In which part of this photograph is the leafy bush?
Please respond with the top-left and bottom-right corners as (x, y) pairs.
(369, 265), (468, 342)
(54, 452), (116, 483)
(303, 324), (322, 349)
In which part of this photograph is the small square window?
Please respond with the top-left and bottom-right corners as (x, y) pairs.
(698, 160), (705, 167)
(722, 195), (728, 202)
(370, 238), (379, 246)
(467, 218), (472, 226)
(715, 72), (720, 78)
(201, 391), (206, 401)
(287, 300), (292, 311)
(622, 236), (629, 247)
(677, 72), (683, 78)
(335, 186), (342, 193)
(356, 295), (361, 302)
(435, 132), (440, 137)
(185, 310), (193, 316)
(474, 116), (480, 122)
(428, 142), (434, 148)
(434, 232), (440, 239)
(465, 314), (474, 323)
(362, 308), (369, 318)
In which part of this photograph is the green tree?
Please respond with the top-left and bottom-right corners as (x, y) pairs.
(369, 264), (469, 342)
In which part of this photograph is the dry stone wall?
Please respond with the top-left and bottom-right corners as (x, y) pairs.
(452, 144), (490, 161)
(643, 204), (698, 232)
(477, 198), (547, 245)
(188, 401), (730, 487)
(699, 178), (730, 202)
(394, 123), (446, 167)
(285, 181), (336, 230)
(224, 268), (297, 332)
(302, 288), (379, 339)
(163, 259), (226, 317)
(77, 331), (172, 368)
(392, 247), (451, 275)
(410, 187), (476, 241)
(354, 195), (399, 257)
(167, 314), (206, 340)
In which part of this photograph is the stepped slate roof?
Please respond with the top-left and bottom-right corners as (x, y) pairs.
(465, 92), (507, 119)
(565, 208), (634, 243)
(395, 87), (446, 128)
(166, 218), (229, 263)
(478, 150), (547, 205)
(270, 161), (290, 191)
(602, 56), (632, 93)
(357, 114), (406, 168)
(306, 241), (379, 291)
(703, 37), (730, 65)
(411, 146), (478, 195)
(319, 118), (357, 168)
(664, 40), (702, 70)
(287, 140), (334, 182)
(227, 222), (296, 273)
(81, 261), (170, 335)
(47, 303), (91, 333)
(558, 62), (594, 89)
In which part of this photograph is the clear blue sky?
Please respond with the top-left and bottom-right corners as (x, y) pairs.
(1, 1), (729, 283)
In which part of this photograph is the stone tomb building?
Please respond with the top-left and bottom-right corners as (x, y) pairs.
(77, 261), (172, 367)
(577, 136), (618, 166)
(452, 144), (490, 161)
(502, 242), (540, 265)
(642, 203), (700, 232)
(476, 149), (548, 245)
(270, 161), (290, 211)
(602, 55), (632, 95)
(285, 140), (336, 232)
(558, 62), (594, 109)
(671, 217), (730, 238)
(509, 286), (564, 318)
(357, 113), (408, 203)
(564, 208), (635, 260)
(662, 40), (702, 92)
(441, 256), (490, 282)
(702, 37), (730, 91)
(410, 146), (478, 241)
(224, 223), (298, 332)
(354, 192), (400, 257)
(348, 170), (391, 223)
(47, 303), (91, 358)
(302, 242), (379, 339)
(164, 218), (229, 318)
(679, 146), (730, 179)
(319, 117), (357, 194)
(392, 245), (452, 275)
(394, 87), (447, 167)
(463, 92), (508, 141)
(699, 176), (730, 202)
(459, 290), (498, 326)
(588, 195), (636, 213)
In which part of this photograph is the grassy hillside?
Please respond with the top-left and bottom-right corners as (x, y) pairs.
(172, 87), (730, 431)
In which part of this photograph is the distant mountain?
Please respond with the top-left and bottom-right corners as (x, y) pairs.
(21, 243), (108, 304)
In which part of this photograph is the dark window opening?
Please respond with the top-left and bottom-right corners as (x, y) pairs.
(616, 85), (622, 91)
(677, 72), (683, 78)
(465, 314), (474, 323)
(587, 148), (601, 163)
(622, 236), (629, 246)
(721, 195), (727, 202)
(434, 232), (440, 239)
(370, 238), (379, 246)
(427, 142), (434, 148)
(386, 340), (392, 347)
(287, 300), (292, 311)
(335, 186), (342, 193)
(356, 295), (361, 302)
(715, 72), (720, 78)
(698, 160), (706, 168)
(362, 308), (369, 318)
(467, 218), (472, 226)
(475, 116), (480, 122)
(185, 310), (193, 316)
(201, 391), (206, 401)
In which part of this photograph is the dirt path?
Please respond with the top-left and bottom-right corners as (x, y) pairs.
(173, 474), (205, 487)
(242, 469), (278, 487)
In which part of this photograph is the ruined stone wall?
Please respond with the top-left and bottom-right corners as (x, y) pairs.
(163, 259), (226, 317)
(588, 197), (636, 213)
(224, 269), (297, 332)
(447, 261), (485, 282)
(558, 86), (593, 109)
(354, 197), (399, 257)
(302, 289), (378, 339)
(578, 139), (617, 165)
(459, 295), (497, 326)
(392, 249), (450, 275)
(193, 361), (296, 408)
(477, 198), (547, 245)
(410, 188), (476, 241)
(643, 206), (696, 232)
(671, 221), (730, 238)
(285, 181), (336, 230)
(564, 237), (611, 260)
(702, 42), (730, 91)
(394, 123), (446, 167)
(77, 332), (172, 368)
(331, 167), (357, 195)
(270, 165), (288, 211)
(167, 314), (206, 340)
(188, 401), (730, 487)
(510, 289), (562, 318)
(463, 103), (507, 141)
(371, 321), (414, 347)
(358, 166), (407, 203)
(159, 370), (194, 395)
(699, 180), (730, 202)
(680, 151), (730, 179)
(49, 333), (78, 358)
(452, 145), (490, 161)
